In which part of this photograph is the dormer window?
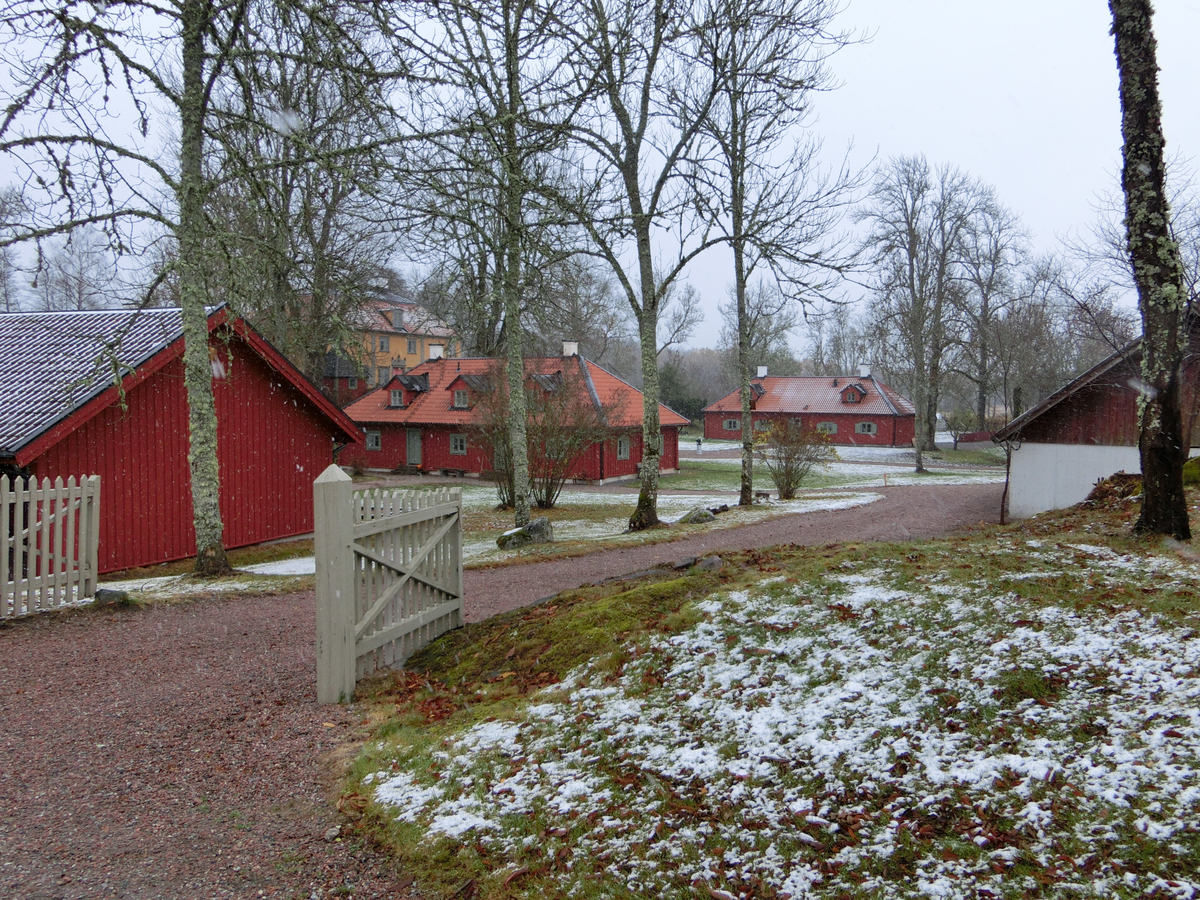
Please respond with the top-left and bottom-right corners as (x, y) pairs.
(392, 309), (403, 329)
(453, 389), (469, 409)
(390, 389), (405, 408)
(841, 384), (866, 404)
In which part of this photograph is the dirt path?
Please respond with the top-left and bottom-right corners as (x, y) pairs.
(463, 481), (1004, 620)
(0, 481), (1002, 898)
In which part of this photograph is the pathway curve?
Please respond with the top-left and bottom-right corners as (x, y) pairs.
(0, 481), (1002, 898)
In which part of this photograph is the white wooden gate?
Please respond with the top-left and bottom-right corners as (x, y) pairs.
(2, 475), (100, 619)
(313, 465), (463, 703)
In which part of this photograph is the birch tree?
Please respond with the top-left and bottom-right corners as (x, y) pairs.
(0, 0), (394, 573)
(1109, 0), (1191, 538)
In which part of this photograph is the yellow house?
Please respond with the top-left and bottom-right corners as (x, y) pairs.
(356, 299), (460, 387)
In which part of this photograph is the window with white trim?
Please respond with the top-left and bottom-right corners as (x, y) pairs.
(366, 430), (381, 451)
(450, 434), (467, 455)
(407, 338), (417, 354)
(453, 389), (469, 409)
(617, 435), (630, 460)
(377, 367), (389, 385)
(390, 389), (404, 408)
(855, 421), (877, 435)
(816, 422), (837, 434)
(722, 418), (741, 431)
(379, 336), (390, 352)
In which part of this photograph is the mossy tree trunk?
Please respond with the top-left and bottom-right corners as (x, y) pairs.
(1110, 0), (1191, 539)
(180, 0), (230, 576)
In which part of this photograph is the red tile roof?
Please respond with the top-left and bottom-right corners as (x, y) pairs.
(704, 375), (915, 417)
(345, 356), (689, 428)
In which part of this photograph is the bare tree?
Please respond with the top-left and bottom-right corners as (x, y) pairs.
(0, 187), (27, 313)
(1109, 0), (1191, 538)
(754, 419), (836, 499)
(393, 0), (587, 528)
(719, 281), (802, 377)
(859, 156), (979, 471)
(31, 226), (117, 311)
(953, 190), (1027, 430)
(804, 301), (864, 376)
(557, 0), (725, 530)
(695, 0), (858, 505)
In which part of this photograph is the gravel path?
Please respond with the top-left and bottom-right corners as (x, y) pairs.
(0, 481), (1002, 898)
(463, 481), (1004, 620)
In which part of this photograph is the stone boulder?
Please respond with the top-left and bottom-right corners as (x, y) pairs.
(676, 506), (717, 525)
(497, 516), (554, 549)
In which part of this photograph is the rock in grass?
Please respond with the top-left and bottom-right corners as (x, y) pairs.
(697, 555), (724, 572)
(497, 516), (554, 549)
(93, 588), (131, 606)
(676, 506), (717, 525)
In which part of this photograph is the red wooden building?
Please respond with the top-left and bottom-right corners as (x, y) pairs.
(0, 308), (362, 573)
(703, 367), (916, 446)
(340, 352), (686, 481)
(993, 326), (1200, 518)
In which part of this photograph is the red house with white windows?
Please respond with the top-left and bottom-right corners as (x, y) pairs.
(0, 307), (363, 574)
(340, 350), (687, 481)
(703, 366), (916, 446)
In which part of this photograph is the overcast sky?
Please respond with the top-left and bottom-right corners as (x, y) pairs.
(683, 0), (1200, 347)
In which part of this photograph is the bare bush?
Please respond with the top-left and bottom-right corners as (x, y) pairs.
(754, 420), (837, 499)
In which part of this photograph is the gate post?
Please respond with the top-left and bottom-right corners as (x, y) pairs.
(315, 464), (356, 704)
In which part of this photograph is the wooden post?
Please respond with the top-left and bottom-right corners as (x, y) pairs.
(315, 464), (356, 704)
(83, 476), (100, 599)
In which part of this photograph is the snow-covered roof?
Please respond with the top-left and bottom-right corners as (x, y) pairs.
(0, 308), (188, 455)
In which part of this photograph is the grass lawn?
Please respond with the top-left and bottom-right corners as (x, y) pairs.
(342, 488), (1200, 900)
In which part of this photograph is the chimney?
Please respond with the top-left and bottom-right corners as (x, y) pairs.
(562, 340), (579, 357)
(756, 365), (768, 378)
(858, 362), (871, 379)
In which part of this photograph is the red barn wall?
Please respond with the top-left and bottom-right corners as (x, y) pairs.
(662, 427), (679, 470)
(31, 333), (341, 573)
(419, 427), (492, 473)
(704, 411), (913, 446)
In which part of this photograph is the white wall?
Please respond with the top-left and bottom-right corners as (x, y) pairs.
(1006, 443), (1141, 519)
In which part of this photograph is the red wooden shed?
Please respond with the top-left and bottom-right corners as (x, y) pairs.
(0, 307), (362, 573)
(339, 353), (686, 481)
(703, 368), (916, 446)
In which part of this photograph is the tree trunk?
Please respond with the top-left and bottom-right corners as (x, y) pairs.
(180, 0), (230, 576)
(630, 312), (661, 530)
(1110, 0), (1191, 539)
(501, 9), (531, 529)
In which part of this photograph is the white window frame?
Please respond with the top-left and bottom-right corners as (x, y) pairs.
(379, 335), (390, 352)
(377, 367), (389, 385)
(450, 433), (467, 456)
(616, 435), (631, 460)
(407, 338), (417, 355)
(816, 422), (838, 435)
(855, 421), (877, 435)
(365, 430), (381, 451)
(453, 389), (469, 409)
(390, 389), (404, 408)
(722, 418), (741, 431)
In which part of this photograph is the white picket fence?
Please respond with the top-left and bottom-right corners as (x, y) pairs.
(2, 475), (101, 619)
(313, 465), (463, 703)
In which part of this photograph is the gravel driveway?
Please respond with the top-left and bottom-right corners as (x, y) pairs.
(0, 481), (1002, 898)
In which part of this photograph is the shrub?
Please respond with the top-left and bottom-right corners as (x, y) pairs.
(753, 420), (837, 499)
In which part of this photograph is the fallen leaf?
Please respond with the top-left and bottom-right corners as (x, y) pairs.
(503, 867), (529, 886)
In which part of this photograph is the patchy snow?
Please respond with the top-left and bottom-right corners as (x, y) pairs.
(242, 557), (315, 576)
(461, 492), (883, 562)
(368, 543), (1200, 898)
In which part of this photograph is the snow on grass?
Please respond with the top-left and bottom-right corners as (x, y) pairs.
(366, 544), (1200, 898)
(241, 557), (315, 576)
